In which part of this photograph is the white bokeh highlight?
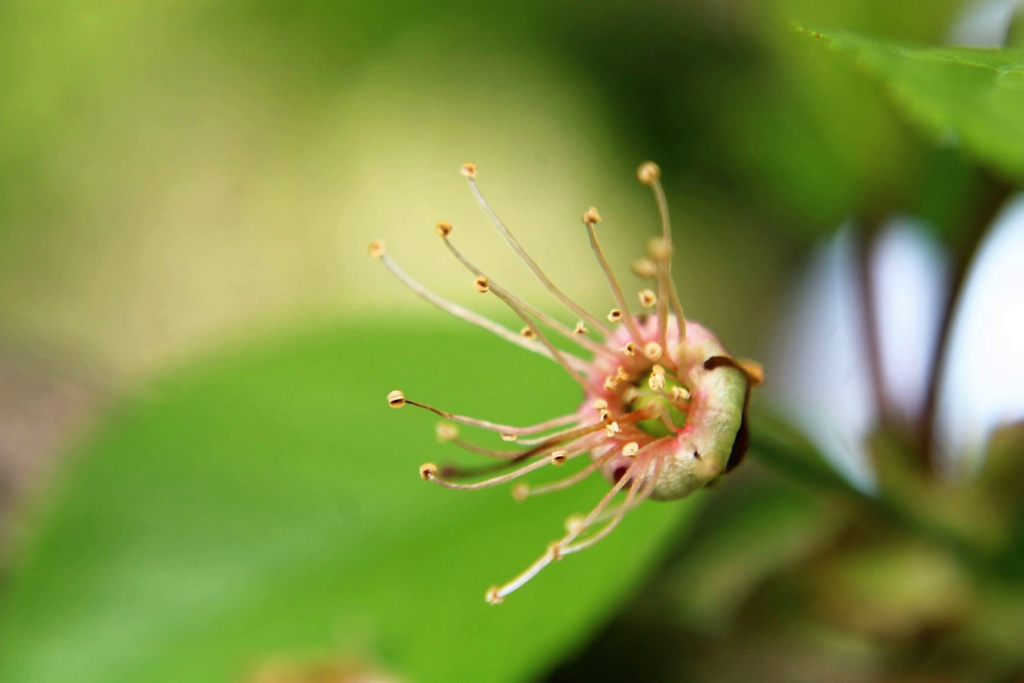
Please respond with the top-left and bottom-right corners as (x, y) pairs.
(935, 195), (1024, 472)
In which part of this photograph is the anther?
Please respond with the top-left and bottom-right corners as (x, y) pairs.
(604, 376), (619, 391)
(512, 483), (529, 502)
(639, 289), (657, 309)
(616, 367), (629, 381)
(605, 421), (621, 436)
(607, 308), (623, 322)
(631, 259), (658, 278)
(485, 586), (503, 605)
(599, 409), (611, 422)
(649, 365), (666, 390)
(435, 422), (458, 442)
(519, 326), (537, 340)
(565, 514), (585, 535)
(592, 399), (608, 410)
(368, 240), (386, 258)
(621, 341), (636, 357)
(435, 220), (453, 238)
(671, 385), (691, 402)
(419, 463), (438, 480)
(387, 390), (406, 408)
(622, 442), (639, 457)
(461, 162), (477, 178)
(644, 342), (663, 361)
(582, 207), (601, 225)
(550, 450), (568, 466)
(637, 161), (661, 186)
(474, 276), (490, 293)
(623, 386), (640, 403)
(500, 432), (517, 442)
(572, 320), (589, 336)
(647, 237), (671, 262)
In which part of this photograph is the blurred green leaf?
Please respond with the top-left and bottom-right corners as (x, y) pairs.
(0, 322), (694, 682)
(803, 29), (1024, 183)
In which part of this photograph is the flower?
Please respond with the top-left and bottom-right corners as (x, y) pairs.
(371, 161), (762, 604)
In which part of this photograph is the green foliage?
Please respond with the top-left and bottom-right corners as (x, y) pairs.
(0, 323), (694, 682)
(803, 29), (1024, 184)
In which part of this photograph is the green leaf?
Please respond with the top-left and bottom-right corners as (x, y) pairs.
(0, 322), (695, 682)
(802, 28), (1024, 183)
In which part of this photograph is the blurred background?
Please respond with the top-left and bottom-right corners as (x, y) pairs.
(1, 0), (1022, 681)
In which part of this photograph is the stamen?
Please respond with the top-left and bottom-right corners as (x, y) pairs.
(398, 397), (579, 437)
(487, 450), (645, 603)
(372, 249), (582, 369)
(638, 289), (657, 309)
(474, 276), (490, 293)
(572, 321), (589, 337)
(419, 463), (438, 480)
(441, 236), (617, 361)
(638, 161), (687, 340)
(463, 165), (612, 336)
(644, 342), (663, 361)
(519, 326), (537, 340)
(622, 441), (640, 456)
(423, 454), (561, 491)
(368, 240), (386, 257)
(435, 220), (453, 238)
(607, 308), (623, 323)
(387, 390), (406, 408)
(621, 341), (636, 357)
(583, 208), (645, 344)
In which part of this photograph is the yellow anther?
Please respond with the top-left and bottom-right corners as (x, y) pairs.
(435, 220), (453, 238)
(519, 326), (537, 340)
(621, 341), (636, 357)
(550, 450), (568, 466)
(500, 432), (517, 442)
(419, 463), (438, 480)
(622, 442), (639, 457)
(512, 483), (529, 502)
(387, 389), (406, 408)
(637, 161), (661, 186)
(474, 276), (490, 293)
(368, 240), (386, 258)
(644, 342), (663, 360)
(485, 586), (503, 605)
(671, 385), (691, 402)
(639, 289), (657, 308)
(631, 259), (658, 278)
(607, 308), (623, 322)
(605, 421), (621, 436)
(435, 422), (458, 442)
(583, 207), (601, 225)
(461, 162), (477, 178)
(647, 236), (671, 261)
(572, 320), (589, 336)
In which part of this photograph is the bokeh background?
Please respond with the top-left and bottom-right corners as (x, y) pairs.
(1, 0), (1022, 681)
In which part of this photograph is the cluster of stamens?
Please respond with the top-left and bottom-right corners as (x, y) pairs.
(372, 161), (756, 604)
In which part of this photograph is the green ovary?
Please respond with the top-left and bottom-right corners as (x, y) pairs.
(629, 372), (688, 438)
